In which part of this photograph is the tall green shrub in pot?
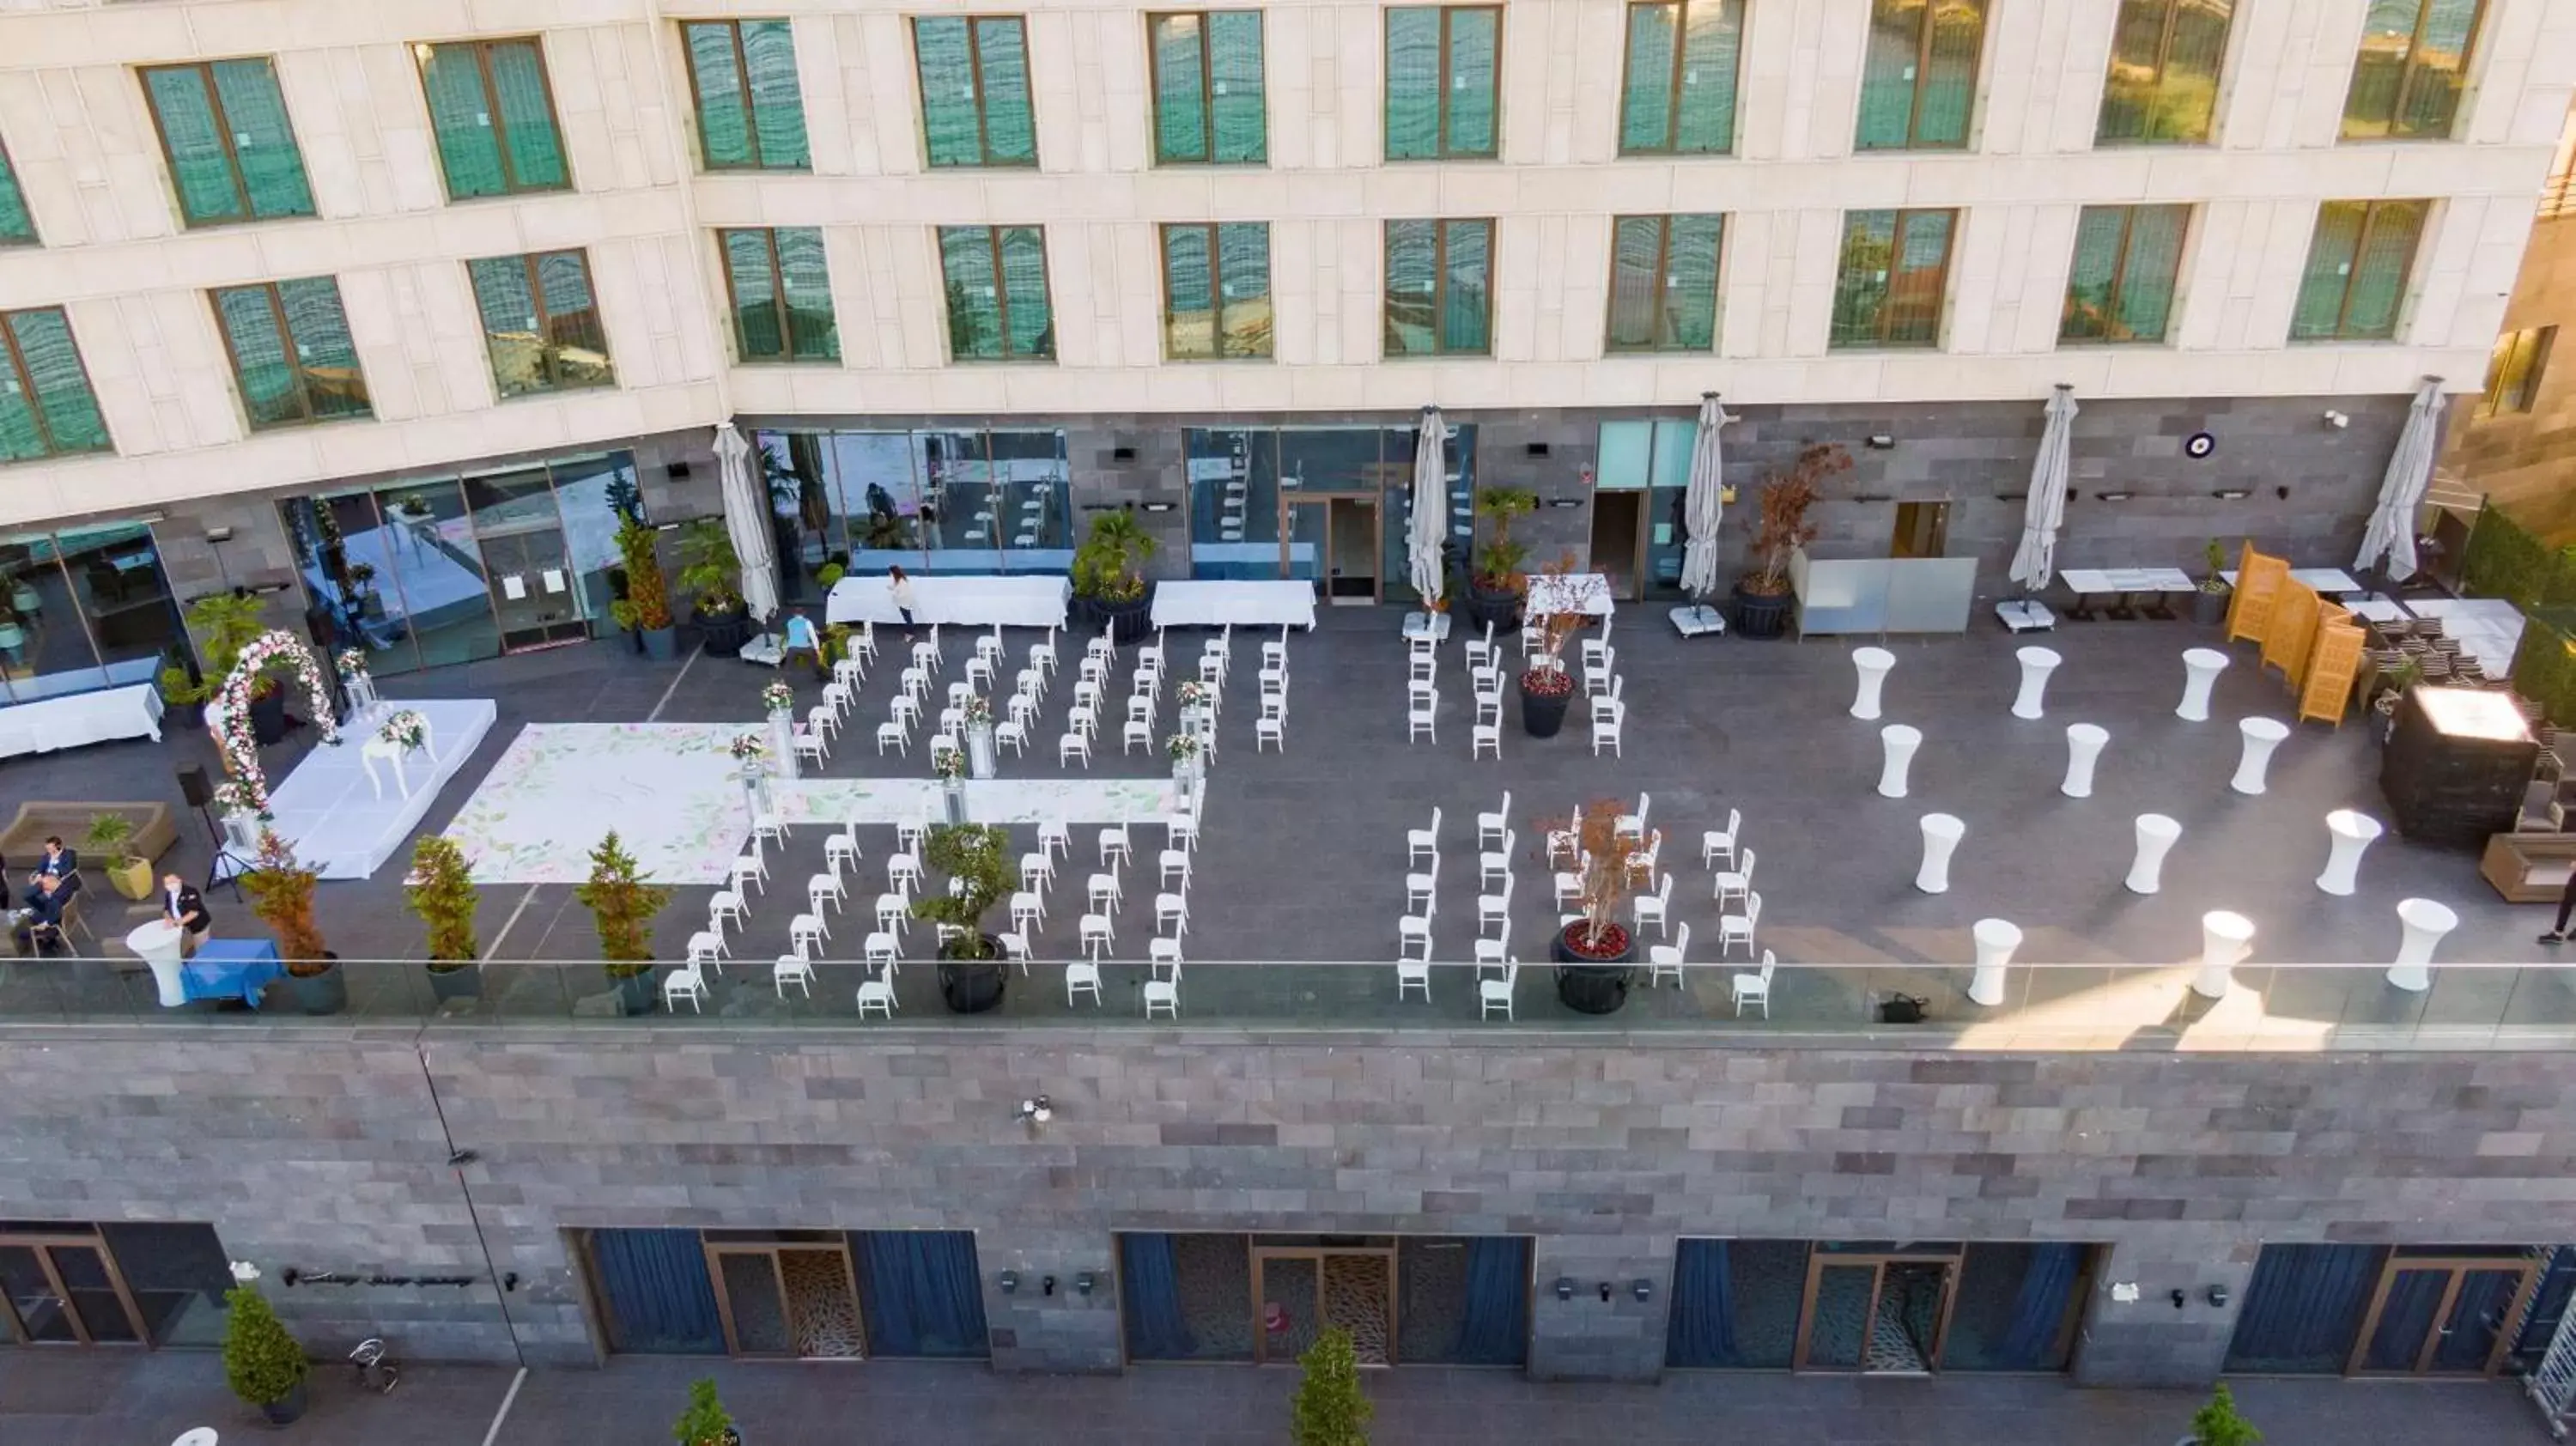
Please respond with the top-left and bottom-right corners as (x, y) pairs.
(577, 831), (671, 1014)
(1072, 511), (1157, 642)
(1289, 1326), (1372, 1446)
(2184, 1382), (2260, 1446)
(618, 519), (678, 659)
(407, 835), (483, 1001)
(222, 1276), (310, 1424)
(673, 1376), (741, 1446)
(911, 823), (1018, 1012)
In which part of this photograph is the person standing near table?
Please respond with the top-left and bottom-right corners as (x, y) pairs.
(161, 872), (212, 957)
(889, 565), (919, 633)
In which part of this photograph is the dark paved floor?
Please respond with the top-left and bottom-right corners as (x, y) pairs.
(0, 1350), (2557, 1445)
(6, 606), (2564, 1042)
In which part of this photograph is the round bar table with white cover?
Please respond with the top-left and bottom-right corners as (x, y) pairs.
(2231, 718), (2290, 795)
(2177, 648), (2229, 722)
(2386, 897), (2458, 992)
(2126, 814), (2181, 894)
(1969, 917), (2021, 1006)
(1850, 647), (1896, 720)
(2011, 647), (2061, 720)
(125, 920), (186, 1006)
(1917, 813), (1965, 894)
(2315, 810), (2384, 896)
(1878, 725), (1921, 799)
(2195, 910), (2255, 999)
(2062, 724), (2108, 798)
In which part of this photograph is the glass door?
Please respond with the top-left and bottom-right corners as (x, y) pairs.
(1252, 1248), (1396, 1364)
(2352, 1255), (2539, 1376)
(1795, 1249), (1959, 1373)
(465, 470), (588, 652)
(705, 1242), (863, 1360)
(0, 1236), (146, 1346)
(1283, 496), (1330, 596)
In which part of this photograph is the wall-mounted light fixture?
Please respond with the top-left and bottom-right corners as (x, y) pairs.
(2171, 1288), (2189, 1310)
(1994, 490), (2029, 502)
(2210, 489), (2251, 501)
(1015, 1096), (1053, 1126)
(1546, 498), (1583, 509)
(1141, 501), (1176, 513)
(2206, 1284), (2230, 1309)
(1597, 1282), (1613, 1303)
(1042, 1274), (1058, 1297)
(999, 1270), (1020, 1295)
(1865, 434), (1896, 450)
(1553, 1278), (1577, 1301)
(2094, 490), (2134, 502)
(1075, 1273), (1098, 1297)
(1112, 446), (1138, 462)
(1631, 1279), (1654, 1303)
(2323, 410), (2350, 429)
(203, 526), (234, 544)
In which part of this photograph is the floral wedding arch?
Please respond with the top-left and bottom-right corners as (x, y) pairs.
(207, 629), (339, 813)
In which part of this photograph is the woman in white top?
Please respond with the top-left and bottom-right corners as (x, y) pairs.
(889, 565), (919, 631)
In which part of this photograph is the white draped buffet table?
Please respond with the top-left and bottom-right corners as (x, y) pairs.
(1150, 580), (1318, 629)
(0, 683), (163, 759)
(824, 574), (1071, 628)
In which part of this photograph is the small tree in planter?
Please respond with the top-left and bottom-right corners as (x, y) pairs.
(243, 829), (338, 1013)
(577, 831), (671, 1014)
(407, 835), (483, 1002)
(2183, 1382), (2260, 1446)
(1072, 512), (1157, 643)
(84, 812), (151, 901)
(677, 519), (753, 655)
(1515, 558), (1606, 738)
(2194, 538), (2234, 626)
(222, 1270), (310, 1425)
(1538, 799), (1648, 1013)
(618, 519), (678, 659)
(1289, 1325), (1372, 1446)
(673, 1376), (742, 1446)
(1734, 443), (1848, 639)
(1467, 486), (1538, 629)
(911, 823), (1017, 1013)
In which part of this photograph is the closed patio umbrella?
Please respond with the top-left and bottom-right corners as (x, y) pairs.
(2354, 376), (2445, 584)
(1680, 392), (1732, 603)
(2008, 386), (2078, 595)
(1408, 406), (1447, 605)
(715, 422), (781, 623)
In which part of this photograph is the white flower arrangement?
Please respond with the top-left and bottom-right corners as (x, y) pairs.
(1177, 680), (1209, 708)
(761, 681), (796, 713)
(376, 709), (428, 751)
(1166, 732), (1201, 762)
(336, 649), (369, 679)
(961, 694), (993, 727)
(727, 732), (769, 763)
(210, 780), (273, 822)
(932, 745), (966, 781)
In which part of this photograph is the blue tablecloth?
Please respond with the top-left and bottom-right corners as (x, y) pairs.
(182, 939), (283, 1007)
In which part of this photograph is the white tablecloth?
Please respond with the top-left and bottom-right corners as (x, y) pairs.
(824, 574), (1070, 628)
(2060, 567), (2195, 593)
(0, 683), (163, 759)
(1524, 573), (1616, 617)
(1151, 580), (1318, 629)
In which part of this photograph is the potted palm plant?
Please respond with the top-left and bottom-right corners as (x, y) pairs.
(2194, 538), (2233, 627)
(674, 1376), (743, 1446)
(677, 519), (755, 657)
(244, 829), (339, 1014)
(1072, 511), (1157, 646)
(222, 1270), (310, 1425)
(912, 823), (1016, 1013)
(617, 519), (678, 660)
(2177, 1382), (2260, 1446)
(1733, 444), (1847, 640)
(1516, 561), (1602, 738)
(84, 812), (152, 901)
(1463, 487), (1536, 631)
(407, 835), (482, 1003)
(1544, 801), (1647, 1014)
(160, 661), (204, 730)
(578, 831), (670, 1015)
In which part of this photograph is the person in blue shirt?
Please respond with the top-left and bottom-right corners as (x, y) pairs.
(781, 607), (824, 680)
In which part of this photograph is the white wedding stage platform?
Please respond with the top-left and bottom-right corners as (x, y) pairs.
(264, 699), (498, 879)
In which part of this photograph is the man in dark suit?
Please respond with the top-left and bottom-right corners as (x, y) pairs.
(161, 872), (212, 957)
(12, 874), (66, 957)
(27, 837), (76, 888)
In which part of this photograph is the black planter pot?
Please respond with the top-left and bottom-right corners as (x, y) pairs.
(1079, 590), (1154, 647)
(605, 968), (653, 1016)
(259, 1380), (310, 1425)
(167, 698), (204, 731)
(2192, 587), (2229, 627)
(622, 626), (644, 655)
(1461, 582), (1524, 634)
(1550, 926), (1635, 1014)
(1732, 581), (1793, 640)
(248, 688), (289, 745)
(288, 954), (345, 1015)
(1519, 677), (1574, 738)
(427, 962), (482, 1003)
(640, 626), (680, 661)
(939, 940), (1010, 1013)
(697, 608), (754, 658)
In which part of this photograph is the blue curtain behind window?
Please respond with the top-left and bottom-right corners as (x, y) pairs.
(1120, 1234), (1195, 1358)
(1455, 1237), (1529, 1364)
(1993, 1243), (2081, 1368)
(856, 1231), (991, 1358)
(1665, 1239), (1739, 1367)
(589, 1229), (723, 1354)
(2225, 1244), (2385, 1374)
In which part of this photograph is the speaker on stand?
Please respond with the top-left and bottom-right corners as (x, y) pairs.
(179, 765), (252, 899)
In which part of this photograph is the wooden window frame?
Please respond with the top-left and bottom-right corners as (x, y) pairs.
(1386, 6), (1501, 161)
(2479, 325), (2555, 417)
(2358, 0), (2488, 140)
(1149, 12), (1211, 165)
(2098, 0), (2233, 145)
(1867, 0), (1984, 151)
(718, 228), (821, 363)
(914, 16), (1038, 169)
(1158, 222), (1266, 361)
(1834, 208), (1956, 349)
(2059, 204), (2188, 344)
(140, 60), (279, 226)
(683, 20), (793, 172)
(1617, 0), (1739, 156)
(0, 307), (107, 459)
(1603, 213), (1720, 353)
(472, 249), (611, 395)
(0, 137), (39, 246)
(1386, 217), (1492, 356)
(940, 225), (1050, 362)
(416, 38), (571, 197)
(2304, 200), (2427, 342)
(210, 280), (355, 430)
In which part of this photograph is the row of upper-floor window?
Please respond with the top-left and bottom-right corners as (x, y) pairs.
(0, 195), (2439, 465)
(0, 1), (2498, 246)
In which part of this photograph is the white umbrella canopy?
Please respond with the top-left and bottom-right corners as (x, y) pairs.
(1680, 392), (1732, 600)
(715, 422), (781, 623)
(2008, 386), (2079, 593)
(2354, 376), (2445, 584)
(1408, 407), (1448, 605)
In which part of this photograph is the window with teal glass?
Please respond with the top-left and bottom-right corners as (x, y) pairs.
(1618, 0), (1743, 155)
(416, 39), (571, 199)
(210, 278), (370, 429)
(1606, 214), (1722, 352)
(2342, 0), (2486, 140)
(0, 309), (108, 461)
(1149, 12), (1267, 164)
(141, 59), (315, 227)
(2096, 0), (2233, 144)
(2059, 204), (2188, 343)
(719, 228), (838, 362)
(682, 20), (811, 170)
(1855, 0), (1985, 150)
(467, 250), (615, 398)
(914, 16), (1037, 168)
(1385, 7), (1498, 161)
(1383, 218), (1492, 356)
(0, 141), (35, 246)
(939, 225), (1054, 362)
(1161, 222), (1271, 360)
(2289, 199), (2427, 342)
(1829, 209), (1955, 349)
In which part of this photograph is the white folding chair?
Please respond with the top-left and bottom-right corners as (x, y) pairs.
(1478, 792), (1512, 850)
(1065, 960), (1104, 1006)
(1079, 913), (1115, 960)
(1479, 830), (1516, 890)
(1731, 949), (1776, 1018)
(1087, 871), (1123, 914)
(708, 889), (747, 933)
(1546, 807), (1583, 868)
(821, 681), (854, 720)
(789, 914), (827, 957)
(1040, 817), (1071, 861)
(731, 853), (769, 896)
(1715, 848), (1756, 908)
(1123, 720), (1153, 754)
(1155, 892), (1188, 937)
(1143, 967), (1180, 1018)
(1100, 825), (1133, 870)
(1139, 627), (1166, 673)
(1619, 792), (1652, 840)
(1159, 848), (1192, 890)
(1059, 732), (1092, 768)
(1590, 705), (1623, 757)
(1399, 909), (1433, 962)
(1719, 892), (1761, 958)
(807, 871), (846, 918)
(1477, 876), (1513, 936)
(856, 977), (899, 1018)
(662, 963), (708, 1013)
(1030, 628), (1059, 677)
(1479, 961), (1518, 1020)
(1472, 722), (1501, 760)
(1010, 890), (1046, 934)
(1408, 698), (1437, 744)
(912, 625), (942, 674)
(975, 626), (1005, 670)
(823, 830), (860, 881)
(1473, 687), (1502, 727)
(1262, 625), (1289, 669)
(1649, 922), (1692, 987)
(863, 932), (901, 967)
(1396, 959), (1431, 1001)
(832, 657), (866, 693)
(1405, 871), (1437, 914)
(1256, 715), (1285, 751)
(1701, 807), (1743, 870)
(1634, 872), (1674, 937)
(772, 955), (814, 999)
(888, 852), (925, 893)
(1406, 807), (1443, 866)
(996, 720), (1028, 757)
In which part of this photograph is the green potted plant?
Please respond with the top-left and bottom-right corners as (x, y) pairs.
(160, 662), (204, 729)
(674, 1376), (743, 1446)
(2195, 538), (2233, 627)
(1543, 799), (1646, 1013)
(222, 1273), (310, 1425)
(244, 829), (338, 1013)
(2178, 1382), (2260, 1446)
(1290, 1325), (1372, 1446)
(1071, 511), (1157, 646)
(84, 812), (152, 902)
(1467, 486), (1537, 631)
(407, 835), (482, 1003)
(183, 592), (293, 741)
(817, 561), (847, 590)
(677, 519), (755, 657)
(1734, 444), (1848, 639)
(578, 830), (670, 1015)
(345, 559), (380, 617)
(910, 823), (1017, 1013)
(617, 520), (679, 660)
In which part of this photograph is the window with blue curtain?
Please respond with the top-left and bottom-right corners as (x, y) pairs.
(142, 59), (315, 227)
(416, 39), (572, 199)
(1394, 1237), (1529, 1364)
(1666, 1239), (1738, 1366)
(1667, 1240), (1807, 1368)
(854, 1230), (991, 1358)
(1940, 1243), (2087, 1370)
(1121, 1233), (1197, 1358)
(2224, 1244), (2388, 1374)
(586, 1229), (725, 1354)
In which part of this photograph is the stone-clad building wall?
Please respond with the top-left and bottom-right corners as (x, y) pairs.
(6, 1026), (2573, 1386)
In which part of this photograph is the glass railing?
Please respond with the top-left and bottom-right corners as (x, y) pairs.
(3, 953), (2573, 1050)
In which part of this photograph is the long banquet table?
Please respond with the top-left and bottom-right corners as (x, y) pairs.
(824, 574), (1071, 629)
(0, 683), (164, 759)
(1150, 580), (1318, 629)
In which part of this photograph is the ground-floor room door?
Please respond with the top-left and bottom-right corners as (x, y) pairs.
(2351, 1252), (2541, 1376)
(1252, 1247), (1394, 1364)
(0, 1230), (149, 1346)
(582, 1228), (989, 1361)
(1589, 490), (1644, 599)
(1668, 1240), (2090, 1373)
(1282, 495), (1379, 602)
(1121, 1233), (1531, 1368)
(1795, 1249), (1957, 1373)
(2227, 1243), (2560, 1378)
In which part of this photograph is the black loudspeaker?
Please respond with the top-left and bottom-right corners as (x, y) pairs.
(178, 766), (213, 810)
